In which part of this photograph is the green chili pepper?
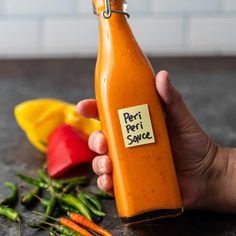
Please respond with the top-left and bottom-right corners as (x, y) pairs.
(58, 201), (81, 214)
(80, 190), (103, 211)
(17, 174), (48, 189)
(21, 186), (50, 208)
(44, 222), (81, 236)
(0, 206), (21, 236)
(39, 198), (51, 208)
(38, 170), (63, 190)
(0, 182), (18, 206)
(49, 230), (56, 236)
(59, 176), (87, 186)
(0, 206), (21, 222)
(57, 193), (92, 221)
(29, 193), (56, 228)
(77, 192), (105, 217)
(49, 227), (64, 236)
(50, 228), (58, 236)
(37, 225), (56, 236)
(62, 183), (77, 193)
(21, 187), (50, 208)
(96, 189), (114, 199)
(21, 187), (40, 206)
(54, 225), (81, 236)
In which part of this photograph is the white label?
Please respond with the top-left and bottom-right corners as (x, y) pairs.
(118, 104), (155, 148)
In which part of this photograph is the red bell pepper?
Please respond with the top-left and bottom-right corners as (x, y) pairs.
(47, 124), (96, 177)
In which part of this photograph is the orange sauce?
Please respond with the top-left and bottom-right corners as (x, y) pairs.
(93, 0), (182, 223)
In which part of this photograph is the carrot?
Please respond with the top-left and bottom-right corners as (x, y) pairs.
(69, 213), (112, 236)
(59, 217), (92, 236)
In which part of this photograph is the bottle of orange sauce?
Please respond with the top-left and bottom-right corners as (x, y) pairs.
(92, 0), (183, 225)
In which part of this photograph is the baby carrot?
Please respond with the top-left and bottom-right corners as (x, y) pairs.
(59, 217), (92, 236)
(69, 213), (112, 236)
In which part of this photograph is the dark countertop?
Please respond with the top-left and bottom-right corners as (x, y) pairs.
(0, 57), (236, 236)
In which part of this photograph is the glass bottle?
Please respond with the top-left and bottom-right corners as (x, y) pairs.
(93, 0), (183, 225)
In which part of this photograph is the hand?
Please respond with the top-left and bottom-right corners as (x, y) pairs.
(77, 71), (235, 212)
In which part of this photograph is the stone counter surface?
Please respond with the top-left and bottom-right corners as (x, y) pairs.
(0, 57), (236, 236)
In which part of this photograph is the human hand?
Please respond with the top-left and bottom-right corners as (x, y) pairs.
(77, 71), (232, 212)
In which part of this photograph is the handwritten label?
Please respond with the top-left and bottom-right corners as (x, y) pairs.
(118, 104), (155, 148)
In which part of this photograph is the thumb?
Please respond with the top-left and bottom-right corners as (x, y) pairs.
(155, 70), (200, 133)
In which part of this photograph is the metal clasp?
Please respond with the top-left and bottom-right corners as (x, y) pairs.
(93, 0), (130, 19)
(103, 0), (112, 18)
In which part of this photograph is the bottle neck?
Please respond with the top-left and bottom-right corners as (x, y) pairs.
(93, 0), (132, 53)
(97, 11), (137, 61)
(100, 13), (129, 42)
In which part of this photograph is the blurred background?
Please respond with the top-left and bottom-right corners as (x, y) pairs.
(0, 0), (236, 58)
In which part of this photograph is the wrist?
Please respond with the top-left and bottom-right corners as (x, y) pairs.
(180, 139), (218, 210)
(198, 145), (236, 213)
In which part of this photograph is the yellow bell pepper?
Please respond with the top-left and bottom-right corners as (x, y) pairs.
(64, 105), (101, 136)
(14, 98), (101, 153)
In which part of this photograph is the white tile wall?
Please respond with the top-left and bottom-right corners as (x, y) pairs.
(224, 0), (236, 11)
(6, 0), (77, 15)
(127, 0), (150, 14)
(0, 20), (39, 50)
(0, 1), (5, 15)
(188, 16), (236, 47)
(130, 17), (184, 48)
(0, 0), (236, 58)
(44, 18), (98, 55)
(150, 0), (222, 13)
(76, 0), (93, 15)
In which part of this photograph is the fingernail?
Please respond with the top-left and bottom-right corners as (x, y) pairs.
(99, 158), (106, 170)
(101, 175), (106, 183)
(166, 75), (171, 90)
(76, 102), (81, 112)
(95, 138), (100, 153)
